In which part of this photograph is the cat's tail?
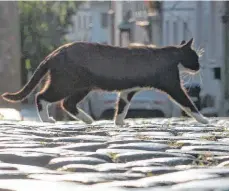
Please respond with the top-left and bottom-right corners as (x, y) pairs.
(1, 62), (49, 102)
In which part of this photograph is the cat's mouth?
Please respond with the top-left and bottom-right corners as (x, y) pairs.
(178, 64), (199, 74)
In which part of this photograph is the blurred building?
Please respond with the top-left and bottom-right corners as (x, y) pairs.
(130, 1), (162, 46)
(90, 1), (110, 44)
(108, 1), (162, 47)
(162, 1), (225, 116)
(66, 1), (92, 42)
(67, 1), (110, 44)
(0, 2), (21, 110)
(66, 1), (229, 118)
(108, 1), (229, 117)
(222, 2), (229, 116)
(67, 1), (163, 46)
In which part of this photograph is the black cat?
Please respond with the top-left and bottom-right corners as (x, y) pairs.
(2, 38), (208, 125)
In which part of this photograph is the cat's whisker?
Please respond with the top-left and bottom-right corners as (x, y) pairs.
(199, 73), (202, 86)
(180, 74), (187, 78)
(180, 70), (190, 74)
(189, 74), (193, 83)
(180, 71), (186, 74)
(199, 71), (204, 86)
(180, 74), (189, 79)
(184, 73), (191, 80)
(200, 48), (205, 53)
(199, 74), (201, 84)
(180, 75), (188, 79)
(180, 71), (191, 77)
(183, 77), (191, 83)
(184, 75), (193, 93)
(196, 47), (205, 58)
(180, 72), (186, 76)
(187, 82), (192, 93)
(180, 73), (189, 77)
(181, 74), (191, 83)
(183, 75), (192, 86)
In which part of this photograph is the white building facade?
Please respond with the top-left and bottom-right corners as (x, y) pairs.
(90, 1), (110, 44)
(66, 1), (92, 42)
(162, 1), (225, 116)
(66, 1), (229, 117)
(110, 1), (162, 47)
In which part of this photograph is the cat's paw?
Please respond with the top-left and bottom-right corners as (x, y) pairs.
(77, 111), (94, 124)
(115, 118), (125, 126)
(47, 117), (56, 123)
(82, 117), (94, 124)
(191, 112), (209, 124)
(199, 117), (209, 124)
(80, 115), (94, 124)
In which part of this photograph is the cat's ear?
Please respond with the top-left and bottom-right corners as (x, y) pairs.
(181, 38), (193, 49)
(186, 38), (193, 47)
(180, 40), (186, 45)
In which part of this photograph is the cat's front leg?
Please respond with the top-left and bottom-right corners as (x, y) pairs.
(114, 95), (129, 126)
(167, 86), (209, 124)
(188, 110), (209, 124)
(36, 99), (56, 123)
(61, 91), (94, 124)
(114, 91), (137, 126)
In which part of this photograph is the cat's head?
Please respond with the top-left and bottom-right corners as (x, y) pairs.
(179, 38), (200, 73)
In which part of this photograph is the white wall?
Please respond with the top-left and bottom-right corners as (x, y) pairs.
(162, 2), (195, 46)
(90, 2), (110, 43)
(114, 1), (123, 46)
(162, 1), (224, 103)
(66, 2), (92, 42)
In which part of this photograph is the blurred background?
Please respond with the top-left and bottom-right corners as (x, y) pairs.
(0, 1), (227, 122)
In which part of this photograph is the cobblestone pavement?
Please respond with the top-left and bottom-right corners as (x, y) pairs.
(1, 118), (229, 190)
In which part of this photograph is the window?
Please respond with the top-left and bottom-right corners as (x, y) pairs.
(214, 67), (221, 80)
(101, 13), (108, 28)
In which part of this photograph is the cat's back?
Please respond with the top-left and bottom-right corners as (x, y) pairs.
(61, 42), (172, 79)
(53, 41), (172, 60)
(67, 42), (157, 58)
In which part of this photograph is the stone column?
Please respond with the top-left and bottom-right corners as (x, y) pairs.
(222, 1), (229, 115)
(0, 2), (21, 110)
(114, 1), (123, 46)
(150, 14), (162, 46)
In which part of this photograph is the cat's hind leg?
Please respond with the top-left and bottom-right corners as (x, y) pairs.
(36, 92), (61, 123)
(36, 95), (56, 123)
(61, 90), (94, 124)
(115, 90), (138, 126)
(167, 85), (209, 124)
(36, 80), (73, 123)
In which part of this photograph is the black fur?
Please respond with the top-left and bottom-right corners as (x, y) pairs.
(61, 90), (90, 116)
(1, 38), (208, 124)
(127, 91), (137, 101)
(36, 95), (43, 112)
(116, 98), (127, 115)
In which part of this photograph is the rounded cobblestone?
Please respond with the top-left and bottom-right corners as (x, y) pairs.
(0, 118), (229, 190)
